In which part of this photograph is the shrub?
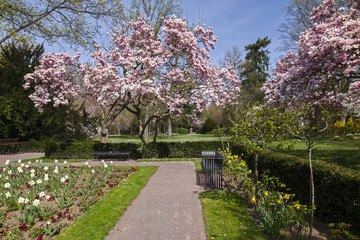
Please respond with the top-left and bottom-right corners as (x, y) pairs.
(231, 144), (360, 230)
(177, 128), (188, 135)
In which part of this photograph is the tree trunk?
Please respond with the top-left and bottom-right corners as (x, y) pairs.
(100, 122), (109, 143)
(308, 147), (315, 239)
(167, 116), (172, 139)
(153, 119), (159, 143)
(340, 108), (347, 123)
(189, 127), (193, 134)
(144, 105), (149, 141)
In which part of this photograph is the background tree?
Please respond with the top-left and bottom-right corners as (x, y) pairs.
(0, 0), (123, 48)
(278, 0), (349, 51)
(114, 0), (182, 141)
(25, 16), (241, 145)
(241, 37), (271, 105)
(0, 41), (88, 140)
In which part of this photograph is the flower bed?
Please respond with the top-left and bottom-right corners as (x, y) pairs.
(0, 159), (137, 240)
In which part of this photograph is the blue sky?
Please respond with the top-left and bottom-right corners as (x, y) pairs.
(46, 0), (290, 69)
(179, 0), (290, 68)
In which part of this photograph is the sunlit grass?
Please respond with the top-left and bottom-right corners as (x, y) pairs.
(200, 191), (265, 240)
(102, 134), (229, 143)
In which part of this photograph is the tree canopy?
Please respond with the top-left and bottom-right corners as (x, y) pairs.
(0, 0), (123, 48)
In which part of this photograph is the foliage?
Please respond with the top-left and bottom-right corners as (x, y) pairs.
(44, 140), (225, 159)
(200, 191), (265, 240)
(222, 150), (311, 239)
(321, 222), (360, 240)
(241, 37), (271, 104)
(230, 104), (296, 182)
(332, 117), (360, 136)
(177, 128), (188, 135)
(0, 0), (123, 48)
(231, 143), (360, 230)
(199, 118), (218, 134)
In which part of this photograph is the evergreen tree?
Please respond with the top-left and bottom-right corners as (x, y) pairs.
(241, 37), (271, 105)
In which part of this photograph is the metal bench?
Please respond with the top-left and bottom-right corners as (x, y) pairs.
(197, 150), (226, 189)
(90, 151), (131, 160)
(0, 138), (21, 154)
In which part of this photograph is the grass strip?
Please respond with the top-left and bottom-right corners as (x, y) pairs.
(55, 166), (158, 240)
(200, 191), (265, 240)
(138, 157), (202, 172)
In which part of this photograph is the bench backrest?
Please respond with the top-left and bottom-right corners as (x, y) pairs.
(0, 138), (19, 144)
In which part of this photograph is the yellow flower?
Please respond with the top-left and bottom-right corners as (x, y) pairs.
(248, 170), (252, 174)
(264, 191), (269, 197)
(251, 197), (256, 203)
(228, 160), (231, 164)
(284, 194), (290, 200)
(294, 203), (301, 209)
(277, 199), (283, 204)
(211, 237), (214, 240)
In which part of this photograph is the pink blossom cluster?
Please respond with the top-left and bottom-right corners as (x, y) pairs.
(24, 16), (240, 120)
(263, 0), (360, 108)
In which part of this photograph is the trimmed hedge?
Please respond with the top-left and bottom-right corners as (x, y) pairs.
(0, 140), (46, 154)
(45, 140), (224, 159)
(232, 144), (360, 230)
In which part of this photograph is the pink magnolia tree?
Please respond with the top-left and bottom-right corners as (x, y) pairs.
(263, 0), (360, 113)
(262, 0), (360, 236)
(24, 16), (240, 144)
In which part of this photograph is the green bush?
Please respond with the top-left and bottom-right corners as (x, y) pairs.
(45, 140), (225, 159)
(231, 144), (360, 230)
(178, 128), (188, 135)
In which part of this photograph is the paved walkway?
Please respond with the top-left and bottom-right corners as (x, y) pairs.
(0, 153), (207, 240)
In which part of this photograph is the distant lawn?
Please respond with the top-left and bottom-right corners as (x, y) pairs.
(103, 134), (228, 143)
(273, 139), (360, 170)
(200, 191), (265, 240)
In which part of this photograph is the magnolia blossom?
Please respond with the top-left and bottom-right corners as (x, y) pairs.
(263, 0), (360, 110)
(24, 16), (241, 144)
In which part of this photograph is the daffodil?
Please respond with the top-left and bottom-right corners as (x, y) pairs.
(277, 199), (283, 204)
(33, 199), (41, 206)
(264, 191), (269, 197)
(4, 182), (11, 188)
(284, 194), (290, 200)
(251, 197), (256, 203)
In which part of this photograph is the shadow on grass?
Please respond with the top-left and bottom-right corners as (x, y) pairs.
(200, 191), (265, 240)
(282, 149), (360, 170)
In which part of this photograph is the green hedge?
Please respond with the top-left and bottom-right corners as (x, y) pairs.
(0, 140), (46, 154)
(231, 144), (360, 230)
(45, 140), (224, 159)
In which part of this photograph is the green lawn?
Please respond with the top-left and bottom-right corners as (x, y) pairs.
(200, 191), (265, 240)
(273, 139), (360, 170)
(104, 134), (228, 143)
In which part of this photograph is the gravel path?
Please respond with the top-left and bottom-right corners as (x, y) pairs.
(0, 153), (207, 240)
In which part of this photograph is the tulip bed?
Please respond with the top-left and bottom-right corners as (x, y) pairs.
(0, 159), (137, 240)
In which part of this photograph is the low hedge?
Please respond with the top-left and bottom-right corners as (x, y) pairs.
(45, 140), (224, 159)
(232, 144), (360, 230)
